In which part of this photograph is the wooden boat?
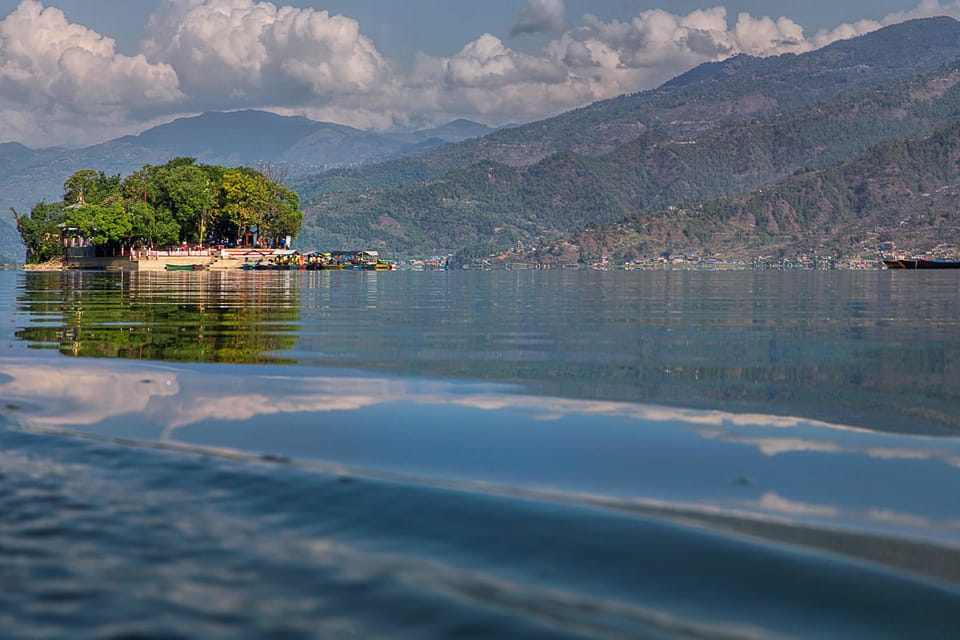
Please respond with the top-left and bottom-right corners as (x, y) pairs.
(165, 263), (200, 271)
(883, 258), (960, 269)
(240, 251), (304, 270)
(252, 260), (300, 270)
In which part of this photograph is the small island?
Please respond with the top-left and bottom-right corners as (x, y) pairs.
(12, 158), (303, 271)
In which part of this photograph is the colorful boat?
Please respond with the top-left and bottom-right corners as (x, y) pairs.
(883, 258), (960, 269)
(411, 259), (448, 271)
(303, 250), (396, 270)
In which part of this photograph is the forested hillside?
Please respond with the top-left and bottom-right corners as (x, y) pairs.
(295, 16), (960, 203)
(296, 18), (960, 259)
(298, 48), (960, 258)
(533, 119), (960, 265)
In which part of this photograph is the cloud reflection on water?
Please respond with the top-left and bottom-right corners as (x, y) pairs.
(5, 357), (960, 585)
(2, 359), (959, 469)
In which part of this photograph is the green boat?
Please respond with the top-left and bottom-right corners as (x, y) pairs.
(165, 263), (200, 271)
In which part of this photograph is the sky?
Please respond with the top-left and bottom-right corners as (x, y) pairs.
(0, 0), (958, 148)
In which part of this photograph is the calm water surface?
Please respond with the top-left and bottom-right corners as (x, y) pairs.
(2, 269), (960, 638)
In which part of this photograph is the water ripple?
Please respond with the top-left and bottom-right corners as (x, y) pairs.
(1, 424), (959, 639)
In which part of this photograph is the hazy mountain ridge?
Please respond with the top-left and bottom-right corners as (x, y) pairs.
(101, 111), (497, 173)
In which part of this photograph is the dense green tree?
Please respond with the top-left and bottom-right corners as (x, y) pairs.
(120, 168), (151, 205)
(63, 170), (120, 206)
(153, 163), (216, 243)
(12, 201), (67, 263)
(262, 183), (302, 241)
(64, 201), (132, 246)
(220, 170), (269, 243)
(16, 159), (303, 257)
(128, 201), (180, 247)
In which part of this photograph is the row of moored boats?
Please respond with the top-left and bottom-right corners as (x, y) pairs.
(244, 250), (397, 271)
(882, 257), (960, 269)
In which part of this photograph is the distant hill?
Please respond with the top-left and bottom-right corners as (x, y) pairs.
(536, 118), (960, 265)
(114, 110), (495, 173)
(398, 119), (497, 143)
(116, 110), (334, 165)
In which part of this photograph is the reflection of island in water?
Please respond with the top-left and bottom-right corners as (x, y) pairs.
(12, 269), (960, 435)
(16, 271), (301, 364)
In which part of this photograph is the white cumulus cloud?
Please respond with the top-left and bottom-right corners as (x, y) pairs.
(806, 0), (960, 48)
(445, 34), (567, 88)
(141, 0), (391, 108)
(398, 6), (817, 130)
(0, 0), (181, 145)
(229, 2), (960, 139)
(2, 1), (960, 147)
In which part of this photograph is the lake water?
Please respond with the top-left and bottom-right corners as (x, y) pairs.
(2, 269), (960, 638)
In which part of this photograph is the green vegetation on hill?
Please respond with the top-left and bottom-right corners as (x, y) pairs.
(13, 158), (303, 264)
(290, 157), (456, 198)
(298, 56), (960, 259)
(540, 118), (960, 264)
(295, 17), (960, 203)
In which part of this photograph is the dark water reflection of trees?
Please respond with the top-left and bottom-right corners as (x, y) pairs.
(12, 269), (960, 435)
(16, 271), (300, 364)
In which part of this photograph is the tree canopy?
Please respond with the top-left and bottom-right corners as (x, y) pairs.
(14, 158), (303, 263)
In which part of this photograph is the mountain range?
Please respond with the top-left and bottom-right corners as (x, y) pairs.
(114, 111), (496, 172)
(292, 16), (960, 262)
(5, 17), (960, 265)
